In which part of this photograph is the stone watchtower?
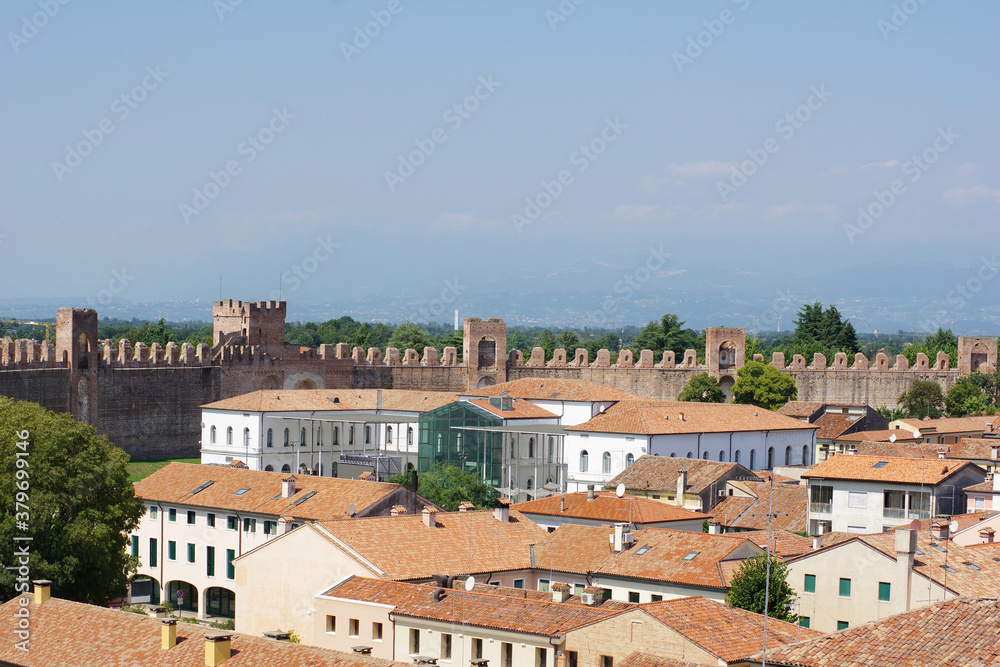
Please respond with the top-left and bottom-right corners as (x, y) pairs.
(958, 337), (998, 375)
(55, 307), (99, 426)
(705, 327), (746, 399)
(212, 300), (287, 358)
(463, 318), (507, 390)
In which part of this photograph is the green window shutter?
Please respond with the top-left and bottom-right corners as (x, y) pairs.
(628, 592), (640, 603)
(878, 581), (891, 602)
(799, 617), (810, 628)
(149, 538), (157, 567)
(226, 549), (236, 579)
(804, 574), (816, 593)
(131, 536), (139, 558)
(168, 541), (176, 561)
(837, 621), (849, 631)
(207, 546), (215, 577)
(187, 543), (195, 563)
(839, 578), (851, 597)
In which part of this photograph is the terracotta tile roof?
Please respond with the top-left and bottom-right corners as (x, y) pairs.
(812, 413), (858, 440)
(800, 455), (983, 486)
(569, 403), (817, 436)
(0, 595), (407, 666)
(947, 437), (1000, 461)
(202, 389), (461, 413)
(591, 528), (763, 589)
(964, 480), (1000, 494)
(900, 511), (999, 533)
(640, 596), (822, 662)
(512, 491), (710, 524)
(896, 415), (995, 435)
(322, 576), (626, 636)
(616, 653), (706, 667)
(840, 442), (943, 458)
(465, 398), (559, 420)
(133, 463), (417, 520)
(606, 455), (759, 495)
(471, 378), (648, 402)
(711, 482), (807, 533)
(761, 596), (1000, 666)
(529, 524), (623, 575)
(833, 429), (920, 443)
(733, 530), (814, 558)
(752, 471), (799, 484)
(776, 401), (824, 419)
(309, 510), (548, 580)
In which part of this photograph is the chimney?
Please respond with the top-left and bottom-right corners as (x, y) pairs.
(281, 476), (296, 498)
(678, 412), (685, 422)
(847, 445), (857, 455)
(560, 497), (566, 513)
(458, 501), (475, 513)
(707, 521), (721, 535)
(895, 528), (917, 614)
(33, 580), (51, 604)
(421, 506), (438, 528)
(494, 498), (511, 522)
(994, 472), (1000, 493)
(676, 471), (687, 506)
(991, 445), (999, 461)
(581, 586), (606, 606)
(277, 516), (294, 534)
(931, 522), (950, 541)
(812, 534), (822, 550)
(390, 505), (406, 517)
(938, 450), (947, 459)
(432, 588), (446, 603)
(550, 582), (570, 603)
(162, 619), (177, 650)
(587, 485), (595, 500)
(980, 527), (996, 544)
(612, 523), (632, 552)
(204, 633), (232, 666)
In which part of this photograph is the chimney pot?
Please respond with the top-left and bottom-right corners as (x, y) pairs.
(812, 535), (822, 550)
(707, 521), (721, 535)
(32, 580), (51, 605)
(587, 485), (595, 500)
(494, 498), (511, 523)
(676, 470), (688, 506)
(281, 476), (296, 499)
(421, 506), (438, 528)
(458, 501), (474, 513)
(931, 522), (950, 541)
(980, 527), (996, 544)
(205, 633), (232, 666)
(162, 619), (178, 650)
(896, 528), (917, 554)
(390, 505), (406, 517)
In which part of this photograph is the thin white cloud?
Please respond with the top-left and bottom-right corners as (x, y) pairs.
(610, 204), (675, 223)
(861, 160), (902, 170)
(641, 161), (738, 192)
(432, 212), (489, 230)
(825, 166), (851, 176)
(943, 185), (1000, 205)
(765, 201), (804, 219)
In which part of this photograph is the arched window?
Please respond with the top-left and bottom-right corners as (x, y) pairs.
(526, 478), (533, 490)
(580, 450), (589, 472)
(702, 451), (709, 460)
(547, 437), (554, 463)
(281, 464), (291, 473)
(602, 452), (611, 474)
(407, 427), (414, 445)
(784, 446), (792, 466)
(625, 453), (634, 467)
(750, 450), (756, 469)
(386, 426), (393, 445)
(734, 450), (741, 464)
(266, 428), (273, 448)
(226, 427), (233, 445)
(528, 438), (535, 459)
(365, 426), (371, 445)
(349, 425), (355, 445)
(210, 426), (216, 444)
(669, 453), (675, 457)
(283, 428), (289, 447)
(317, 428), (323, 447)
(243, 428), (250, 447)
(264, 464), (273, 472)
(300, 428), (306, 447)
(333, 426), (339, 445)
(719, 450), (726, 462)
(686, 451), (692, 459)
(767, 447), (774, 469)
(802, 444), (809, 466)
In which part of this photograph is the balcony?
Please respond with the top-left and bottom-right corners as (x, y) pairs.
(883, 507), (906, 520)
(810, 502), (832, 514)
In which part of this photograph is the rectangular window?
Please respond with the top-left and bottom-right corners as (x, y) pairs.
(536, 647), (547, 667)
(409, 628), (420, 654)
(441, 633), (452, 659)
(909, 491), (931, 519)
(799, 616), (810, 628)
(538, 579), (550, 592)
(167, 541), (176, 561)
(839, 578), (852, 597)
(187, 510), (196, 524)
(130, 535), (139, 558)
(883, 489), (906, 519)
(349, 618), (359, 638)
(206, 546), (215, 577)
(263, 520), (277, 535)
(848, 491), (867, 509)
(168, 508), (177, 522)
(810, 485), (833, 513)
(574, 584), (586, 595)
(601, 657), (614, 667)
(227, 516), (238, 530)
(513, 578), (525, 589)
(628, 591), (640, 603)
(226, 549), (235, 579)
(149, 506), (158, 520)
(878, 581), (891, 602)
(804, 574), (816, 593)
(207, 513), (215, 528)
(975, 496), (985, 509)
(567, 651), (579, 667)
(149, 538), (157, 567)
(837, 620), (849, 631)
(472, 637), (483, 659)
(651, 594), (663, 602)
(187, 543), (195, 563)
(372, 622), (383, 641)
(326, 616), (336, 634)
(243, 518), (256, 533)
(502, 642), (514, 667)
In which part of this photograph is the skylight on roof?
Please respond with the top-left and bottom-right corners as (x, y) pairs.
(681, 551), (700, 561)
(549, 392), (560, 398)
(499, 390), (509, 396)
(232, 488), (250, 496)
(915, 549), (926, 555)
(190, 481), (215, 495)
(872, 461), (889, 468)
(291, 491), (317, 506)
(931, 544), (948, 553)
(636, 546), (651, 556)
(941, 564), (957, 573)
(963, 562), (982, 571)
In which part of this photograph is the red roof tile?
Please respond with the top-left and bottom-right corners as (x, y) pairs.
(606, 455), (758, 495)
(471, 378), (648, 402)
(513, 491), (709, 524)
(466, 398), (559, 419)
(801, 455), (983, 486)
(569, 403), (817, 436)
(203, 389), (461, 413)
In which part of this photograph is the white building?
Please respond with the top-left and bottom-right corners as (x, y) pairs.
(199, 389), (461, 476)
(564, 402), (818, 492)
(464, 378), (647, 426)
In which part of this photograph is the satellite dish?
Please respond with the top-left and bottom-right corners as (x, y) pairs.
(348, 503), (356, 517)
(909, 519), (921, 530)
(464, 576), (475, 592)
(913, 430), (921, 439)
(889, 434), (896, 443)
(949, 520), (959, 533)
(615, 483), (626, 498)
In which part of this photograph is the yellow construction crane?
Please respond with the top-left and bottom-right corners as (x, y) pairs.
(0, 319), (54, 340)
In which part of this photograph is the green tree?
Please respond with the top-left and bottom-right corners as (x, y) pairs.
(631, 314), (698, 357)
(388, 322), (431, 352)
(387, 464), (499, 512)
(725, 553), (798, 623)
(678, 373), (725, 403)
(0, 398), (144, 605)
(898, 380), (945, 419)
(538, 330), (557, 360)
(434, 331), (464, 362)
(791, 302), (858, 353)
(558, 330), (581, 353)
(945, 377), (989, 417)
(731, 361), (797, 411)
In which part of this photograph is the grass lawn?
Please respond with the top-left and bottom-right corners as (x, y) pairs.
(127, 457), (201, 483)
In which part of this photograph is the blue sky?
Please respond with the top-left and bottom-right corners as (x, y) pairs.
(2, 1), (998, 329)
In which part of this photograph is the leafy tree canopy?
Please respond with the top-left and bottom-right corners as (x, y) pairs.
(725, 553), (798, 623)
(731, 361), (798, 411)
(0, 398), (144, 605)
(792, 302), (859, 353)
(630, 314), (699, 357)
(945, 377), (990, 417)
(899, 380), (945, 419)
(388, 322), (431, 353)
(387, 464), (499, 512)
(678, 373), (725, 403)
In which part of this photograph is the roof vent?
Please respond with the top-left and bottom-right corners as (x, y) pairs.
(161, 619), (177, 650)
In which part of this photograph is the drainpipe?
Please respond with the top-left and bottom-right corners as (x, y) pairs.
(258, 412), (264, 471)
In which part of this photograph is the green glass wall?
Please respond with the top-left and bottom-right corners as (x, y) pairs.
(418, 402), (503, 487)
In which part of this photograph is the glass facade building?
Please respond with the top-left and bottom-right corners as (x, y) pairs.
(418, 402), (504, 487)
